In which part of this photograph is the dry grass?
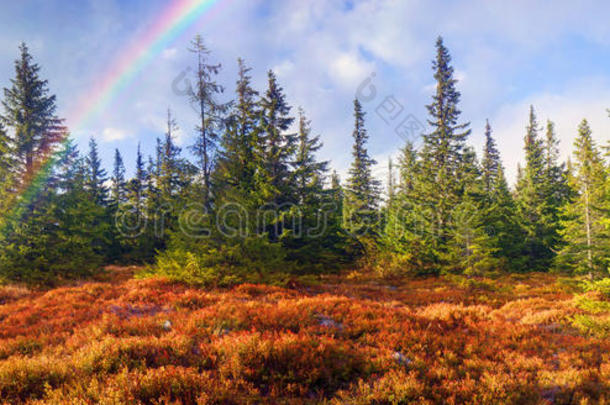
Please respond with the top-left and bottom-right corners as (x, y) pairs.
(0, 269), (607, 404)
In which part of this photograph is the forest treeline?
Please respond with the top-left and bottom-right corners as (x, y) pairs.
(0, 37), (608, 285)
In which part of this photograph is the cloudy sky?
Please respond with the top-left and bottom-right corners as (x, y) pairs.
(0, 0), (608, 187)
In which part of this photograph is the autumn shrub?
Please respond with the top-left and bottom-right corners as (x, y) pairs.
(582, 277), (610, 297)
(571, 314), (610, 338)
(333, 369), (427, 404)
(74, 335), (208, 375)
(0, 355), (69, 401)
(0, 272), (607, 403)
(214, 332), (372, 397)
(141, 237), (296, 287)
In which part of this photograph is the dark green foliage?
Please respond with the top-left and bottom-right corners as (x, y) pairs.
(415, 36), (472, 269)
(0, 38), (608, 285)
(214, 58), (259, 195)
(1, 43), (64, 182)
(85, 137), (108, 206)
(0, 139), (105, 284)
(0, 45), (103, 283)
(282, 109), (341, 270)
(514, 107), (566, 271)
(481, 120), (500, 197)
(110, 149), (126, 209)
(257, 70), (297, 206)
(556, 120), (607, 274)
(343, 98), (381, 257)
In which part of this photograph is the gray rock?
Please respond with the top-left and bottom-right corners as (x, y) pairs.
(392, 351), (412, 366)
(317, 314), (343, 329)
(162, 320), (172, 331)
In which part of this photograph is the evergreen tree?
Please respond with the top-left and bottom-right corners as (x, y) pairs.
(293, 108), (328, 206)
(107, 149), (128, 261)
(412, 36), (471, 269)
(214, 58), (259, 195)
(257, 70), (296, 203)
(515, 106), (554, 270)
(0, 139), (104, 283)
(330, 170), (343, 221)
(121, 143), (150, 262)
(343, 98), (380, 255)
(557, 119), (607, 274)
(1, 43), (64, 184)
(188, 35), (228, 207)
(0, 121), (14, 214)
(159, 109), (183, 204)
(387, 158), (395, 207)
(397, 141), (418, 196)
(128, 143), (145, 219)
(283, 109), (333, 268)
(85, 137), (108, 206)
(110, 149), (126, 209)
(541, 120), (568, 252)
(477, 122), (523, 271)
(51, 140), (107, 273)
(256, 70), (297, 241)
(481, 120), (500, 197)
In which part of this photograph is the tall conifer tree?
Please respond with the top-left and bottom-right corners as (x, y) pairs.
(557, 119), (607, 274)
(85, 137), (108, 206)
(343, 98), (380, 250)
(1, 43), (64, 183)
(188, 35), (228, 207)
(413, 36), (471, 268)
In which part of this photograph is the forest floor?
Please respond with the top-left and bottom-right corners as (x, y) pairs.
(0, 267), (608, 404)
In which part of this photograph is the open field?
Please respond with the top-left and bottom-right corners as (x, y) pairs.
(0, 269), (608, 404)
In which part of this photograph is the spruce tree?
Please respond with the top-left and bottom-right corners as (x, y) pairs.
(211, 59), (261, 244)
(397, 141), (418, 196)
(110, 149), (126, 209)
(85, 137), (108, 206)
(541, 120), (568, 251)
(557, 119), (607, 274)
(128, 143), (145, 219)
(188, 35), (228, 207)
(51, 140), (107, 273)
(256, 70), (297, 241)
(0, 139), (105, 282)
(293, 108), (328, 206)
(481, 120), (500, 197)
(387, 158), (395, 207)
(257, 70), (296, 204)
(476, 122), (523, 271)
(413, 36), (471, 269)
(515, 106), (553, 270)
(1, 43), (64, 183)
(0, 121), (14, 214)
(214, 58), (259, 195)
(159, 109), (183, 205)
(343, 98), (380, 252)
(121, 144), (149, 262)
(283, 109), (332, 267)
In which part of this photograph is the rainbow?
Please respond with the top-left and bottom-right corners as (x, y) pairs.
(2, 0), (226, 229)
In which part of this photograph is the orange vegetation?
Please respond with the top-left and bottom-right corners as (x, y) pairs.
(0, 269), (607, 404)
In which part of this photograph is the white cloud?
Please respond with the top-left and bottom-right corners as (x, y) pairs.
(102, 127), (128, 142)
(329, 52), (375, 89)
(161, 48), (178, 60)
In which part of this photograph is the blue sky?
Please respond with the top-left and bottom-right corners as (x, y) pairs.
(0, 0), (609, 187)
